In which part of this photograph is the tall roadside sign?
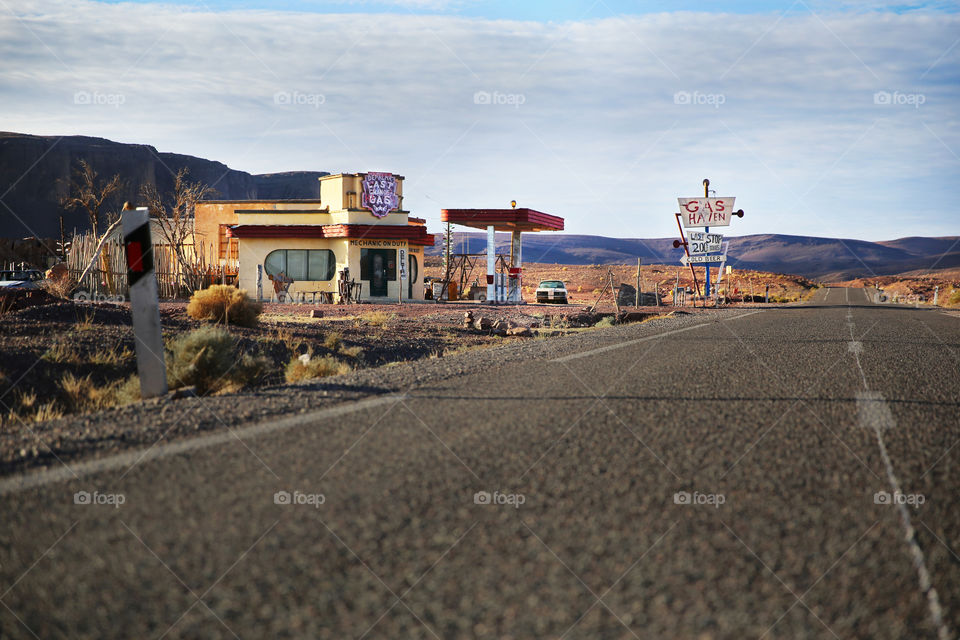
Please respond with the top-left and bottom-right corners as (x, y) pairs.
(674, 179), (744, 300)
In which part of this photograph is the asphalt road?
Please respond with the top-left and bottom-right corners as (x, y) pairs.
(2, 288), (959, 639)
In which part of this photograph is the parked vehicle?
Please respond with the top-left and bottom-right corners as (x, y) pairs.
(535, 279), (568, 304)
(0, 269), (44, 289)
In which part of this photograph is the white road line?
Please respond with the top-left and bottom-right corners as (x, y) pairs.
(856, 391), (951, 640)
(0, 394), (408, 496)
(550, 311), (764, 363)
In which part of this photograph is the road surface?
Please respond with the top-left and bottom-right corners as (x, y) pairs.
(2, 288), (959, 639)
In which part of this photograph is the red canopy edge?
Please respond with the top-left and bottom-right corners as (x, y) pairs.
(440, 208), (564, 232)
(228, 224), (435, 246)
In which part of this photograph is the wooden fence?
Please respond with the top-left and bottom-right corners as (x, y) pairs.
(66, 232), (236, 300)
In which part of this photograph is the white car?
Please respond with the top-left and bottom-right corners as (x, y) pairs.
(535, 279), (568, 304)
(0, 269), (44, 289)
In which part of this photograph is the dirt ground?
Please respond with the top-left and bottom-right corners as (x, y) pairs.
(426, 260), (820, 304)
(0, 297), (661, 429)
(832, 268), (960, 305)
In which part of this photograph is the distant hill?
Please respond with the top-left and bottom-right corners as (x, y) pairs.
(428, 232), (960, 280)
(2, 132), (954, 280)
(0, 132), (326, 238)
(254, 171), (328, 199)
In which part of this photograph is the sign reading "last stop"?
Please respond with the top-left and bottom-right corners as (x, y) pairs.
(678, 197), (736, 228)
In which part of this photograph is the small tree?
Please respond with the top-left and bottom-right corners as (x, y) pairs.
(60, 159), (123, 239)
(60, 160), (124, 294)
(141, 168), (216, 294)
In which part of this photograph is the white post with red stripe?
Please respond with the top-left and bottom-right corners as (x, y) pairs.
(123, 204), (168, 398)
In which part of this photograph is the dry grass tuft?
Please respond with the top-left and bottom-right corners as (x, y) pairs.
(339, 345), (364, 360)
(89, 345), (134, 366)
(285, 355), (350, 383)
(187, 285), (262, 327)
(42, 340), (82, 365)
(323, 331), (343, 351)
(359, 311), (393, 327)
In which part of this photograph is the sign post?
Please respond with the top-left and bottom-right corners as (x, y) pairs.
(122, 203), (167, 398)
(675, 179), (743, 301)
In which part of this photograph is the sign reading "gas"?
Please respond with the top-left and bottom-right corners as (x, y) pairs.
(678, 197), (736, 228)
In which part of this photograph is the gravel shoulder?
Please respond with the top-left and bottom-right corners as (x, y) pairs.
(0, 304), (725, 477)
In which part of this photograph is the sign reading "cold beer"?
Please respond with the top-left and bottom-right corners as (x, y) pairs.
(678, 197), (736, 228)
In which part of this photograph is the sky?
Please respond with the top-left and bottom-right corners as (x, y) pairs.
(1, 0), (958, 241)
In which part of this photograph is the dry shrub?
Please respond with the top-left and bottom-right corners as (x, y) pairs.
(166, 326), (268, 395)
(187, 285), (262, 327)
(946, 287), (960, 307)
(40, 275), (74, 300)
(285, 355), (350, 383)
(339, 345), (364, 360)
(359, 311), (392, 327)
(323, 331), (343, 351)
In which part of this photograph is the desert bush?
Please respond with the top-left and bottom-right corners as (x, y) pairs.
(166, 326), (266, 395)
(359, 311), (392, 327)
(946, 287), (960, 307)
(323, 331), (343, 351)
(285, 355), (350, 383)
(187, 285), (262, 327)
(114, 376), (143, 405)
(339, 345), (364, 360)
(595, 316), (616, 328)
(40, 275), (74, 299)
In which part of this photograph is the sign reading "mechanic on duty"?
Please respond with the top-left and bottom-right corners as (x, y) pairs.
(678, 197), (736, 228)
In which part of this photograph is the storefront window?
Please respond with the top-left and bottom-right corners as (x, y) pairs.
(264, 249), (336, 281)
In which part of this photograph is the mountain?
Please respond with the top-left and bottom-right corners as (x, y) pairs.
(428, 232), (960, 280)
(254, 171), (329, 199)
(0, 132), (326, 238)
(2, 132), (954, 280)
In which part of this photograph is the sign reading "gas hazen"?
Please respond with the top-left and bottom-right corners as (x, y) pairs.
(678, 197), (736, 228)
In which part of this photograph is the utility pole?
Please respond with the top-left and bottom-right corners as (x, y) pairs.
(703, 178), (711, 300)
(635, 257), (641, 307)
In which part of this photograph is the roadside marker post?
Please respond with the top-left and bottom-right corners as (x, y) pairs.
(122, 203), (168, 398)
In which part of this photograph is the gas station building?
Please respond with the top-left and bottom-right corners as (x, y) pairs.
(194, 173), (434, 302)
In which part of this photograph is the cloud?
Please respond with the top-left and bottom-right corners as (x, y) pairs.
(0, 0), (957, 240)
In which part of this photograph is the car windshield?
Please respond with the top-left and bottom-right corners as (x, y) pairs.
(1, 270), (42, 281)
(539, 281), (564, 289)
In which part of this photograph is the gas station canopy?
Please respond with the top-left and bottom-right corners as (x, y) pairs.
(441, 208), (564, 232)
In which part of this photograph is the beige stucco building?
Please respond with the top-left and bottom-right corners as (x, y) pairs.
(194, 173), (433, 302)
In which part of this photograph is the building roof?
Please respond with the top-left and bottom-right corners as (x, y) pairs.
(227, 224), (435, 246)
(441, 208), (564, 232)
(198, 199), (324, 205)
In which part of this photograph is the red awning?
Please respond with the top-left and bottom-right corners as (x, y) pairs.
(227, 224), (435, 246)
(440, 208), (564, 232)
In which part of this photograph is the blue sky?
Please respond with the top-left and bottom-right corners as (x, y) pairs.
(1, 0), (958, 242)
(94, 0), (960, 20)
